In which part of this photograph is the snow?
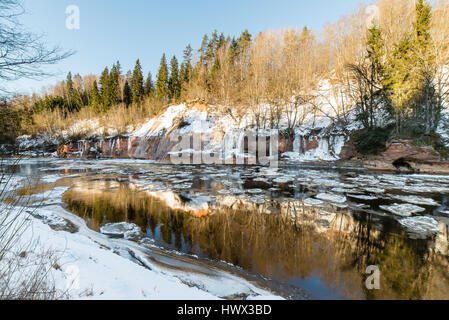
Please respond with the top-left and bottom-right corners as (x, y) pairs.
(303, 198), (324, 206)
(247, 189), (264, 194)
(315, 193), (347, 204)
(390, 195), (440, 207)
(1, 170), (282, 300)
(282, 135), (346, 162)
(1, 205), (218, 300)
(398, 216), (440, 239)
(134, 104), (187, 138)
(379, 203), (426, 217)
(129, 102), (352, 163)
(100, 222), (144, 240)
(348, 194), (378, 200)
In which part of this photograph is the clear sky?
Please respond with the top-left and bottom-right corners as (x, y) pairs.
(9, 0), (370, 94)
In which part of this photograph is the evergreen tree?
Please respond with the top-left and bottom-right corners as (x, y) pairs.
(168, 56), (181, 101)
(182, 44), (193, 82)
(131, 59), (144, 104)
(384, 0), (437, 135)
(90, 80), (101, 113)
(199, 35), (209, 66)
(206, 30), (218, 63)
(156, 54), (169, 102)
(123, 80), (131, 107)
(412, 0), (438, 133)
(66, 72), (73, 94)
(384, 36), (416, 133)
(414, 0), (432, 47)
(211, 56), (221, 80)
(228, 37), (239, 64)
(66, 72), (75, 111)
(216, 32), (226, 51)
(109, 62), (121, 106)
(99, 67), (110, 110)
(238, 29), (252, 54)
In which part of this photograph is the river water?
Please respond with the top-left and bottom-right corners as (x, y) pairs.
(3, 158), (449, 299)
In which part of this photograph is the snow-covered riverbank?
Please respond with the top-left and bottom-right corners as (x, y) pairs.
(0, 160), (283, 300)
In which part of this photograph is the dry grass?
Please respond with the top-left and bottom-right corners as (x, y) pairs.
(26, 99), (165, 138)
(0, 159), (66, 300)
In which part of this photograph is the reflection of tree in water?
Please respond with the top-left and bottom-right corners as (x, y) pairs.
(63, 180), (449, 300)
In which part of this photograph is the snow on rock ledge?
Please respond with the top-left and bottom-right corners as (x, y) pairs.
(55, 101), (356, 162)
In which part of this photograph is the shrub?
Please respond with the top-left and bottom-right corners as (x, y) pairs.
(354, 127), (390, 155)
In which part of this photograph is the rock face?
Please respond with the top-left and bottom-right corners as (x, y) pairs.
(381, 140), (440, 163)
(359, 140), (449, 173)
(339, 142), (358, 160)
(56, 103), (349, 162)
(52, 104), (449, 173)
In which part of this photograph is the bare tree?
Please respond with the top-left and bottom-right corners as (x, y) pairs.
(0, 0), (74, 94)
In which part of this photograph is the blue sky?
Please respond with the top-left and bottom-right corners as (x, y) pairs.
(10, 0), (370, 94)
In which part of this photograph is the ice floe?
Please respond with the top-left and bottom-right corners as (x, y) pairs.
(398, 216), (440, 239)
(391, 195), (440, 206)
(379, 203), (426, 217)
(348, 194), (378, 201)
(100, 222), (143, 240)
(247, 189), (264, 194)
(273, 177), (294, 184)
(315, 193), (347, 204)
(303, 198), (324, 206)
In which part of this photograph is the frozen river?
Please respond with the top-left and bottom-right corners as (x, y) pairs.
(2, 158), (449, 299)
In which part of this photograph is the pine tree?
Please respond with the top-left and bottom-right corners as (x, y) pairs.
(412, 0), (438, 133)
(66, 72), (74, 112)
(206, 30), (218, 64)
(109, 62), (121, 106)
(211, 56), (221, 80)
(90, 80), (101, 113)
(168, 56), (180, 101)
(131, 59), (144, 105)
(216, 32), (225, 51)
(182, 44), (193, 82)
(414, 0), (432, 48)
(156, 54), (169, 102)
(384, 36), (416, 133)
(199, 35), (209, 66)
(123, 80), (131, 107)
(99, 67), (110, 110)
(228, 37), (239, 64)
(238, 30), (252, 53)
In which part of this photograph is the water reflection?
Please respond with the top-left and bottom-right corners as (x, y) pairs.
(63, 177), (449, 300)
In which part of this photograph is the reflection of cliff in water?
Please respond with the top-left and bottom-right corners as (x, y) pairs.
(63, 178), (449, 300)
